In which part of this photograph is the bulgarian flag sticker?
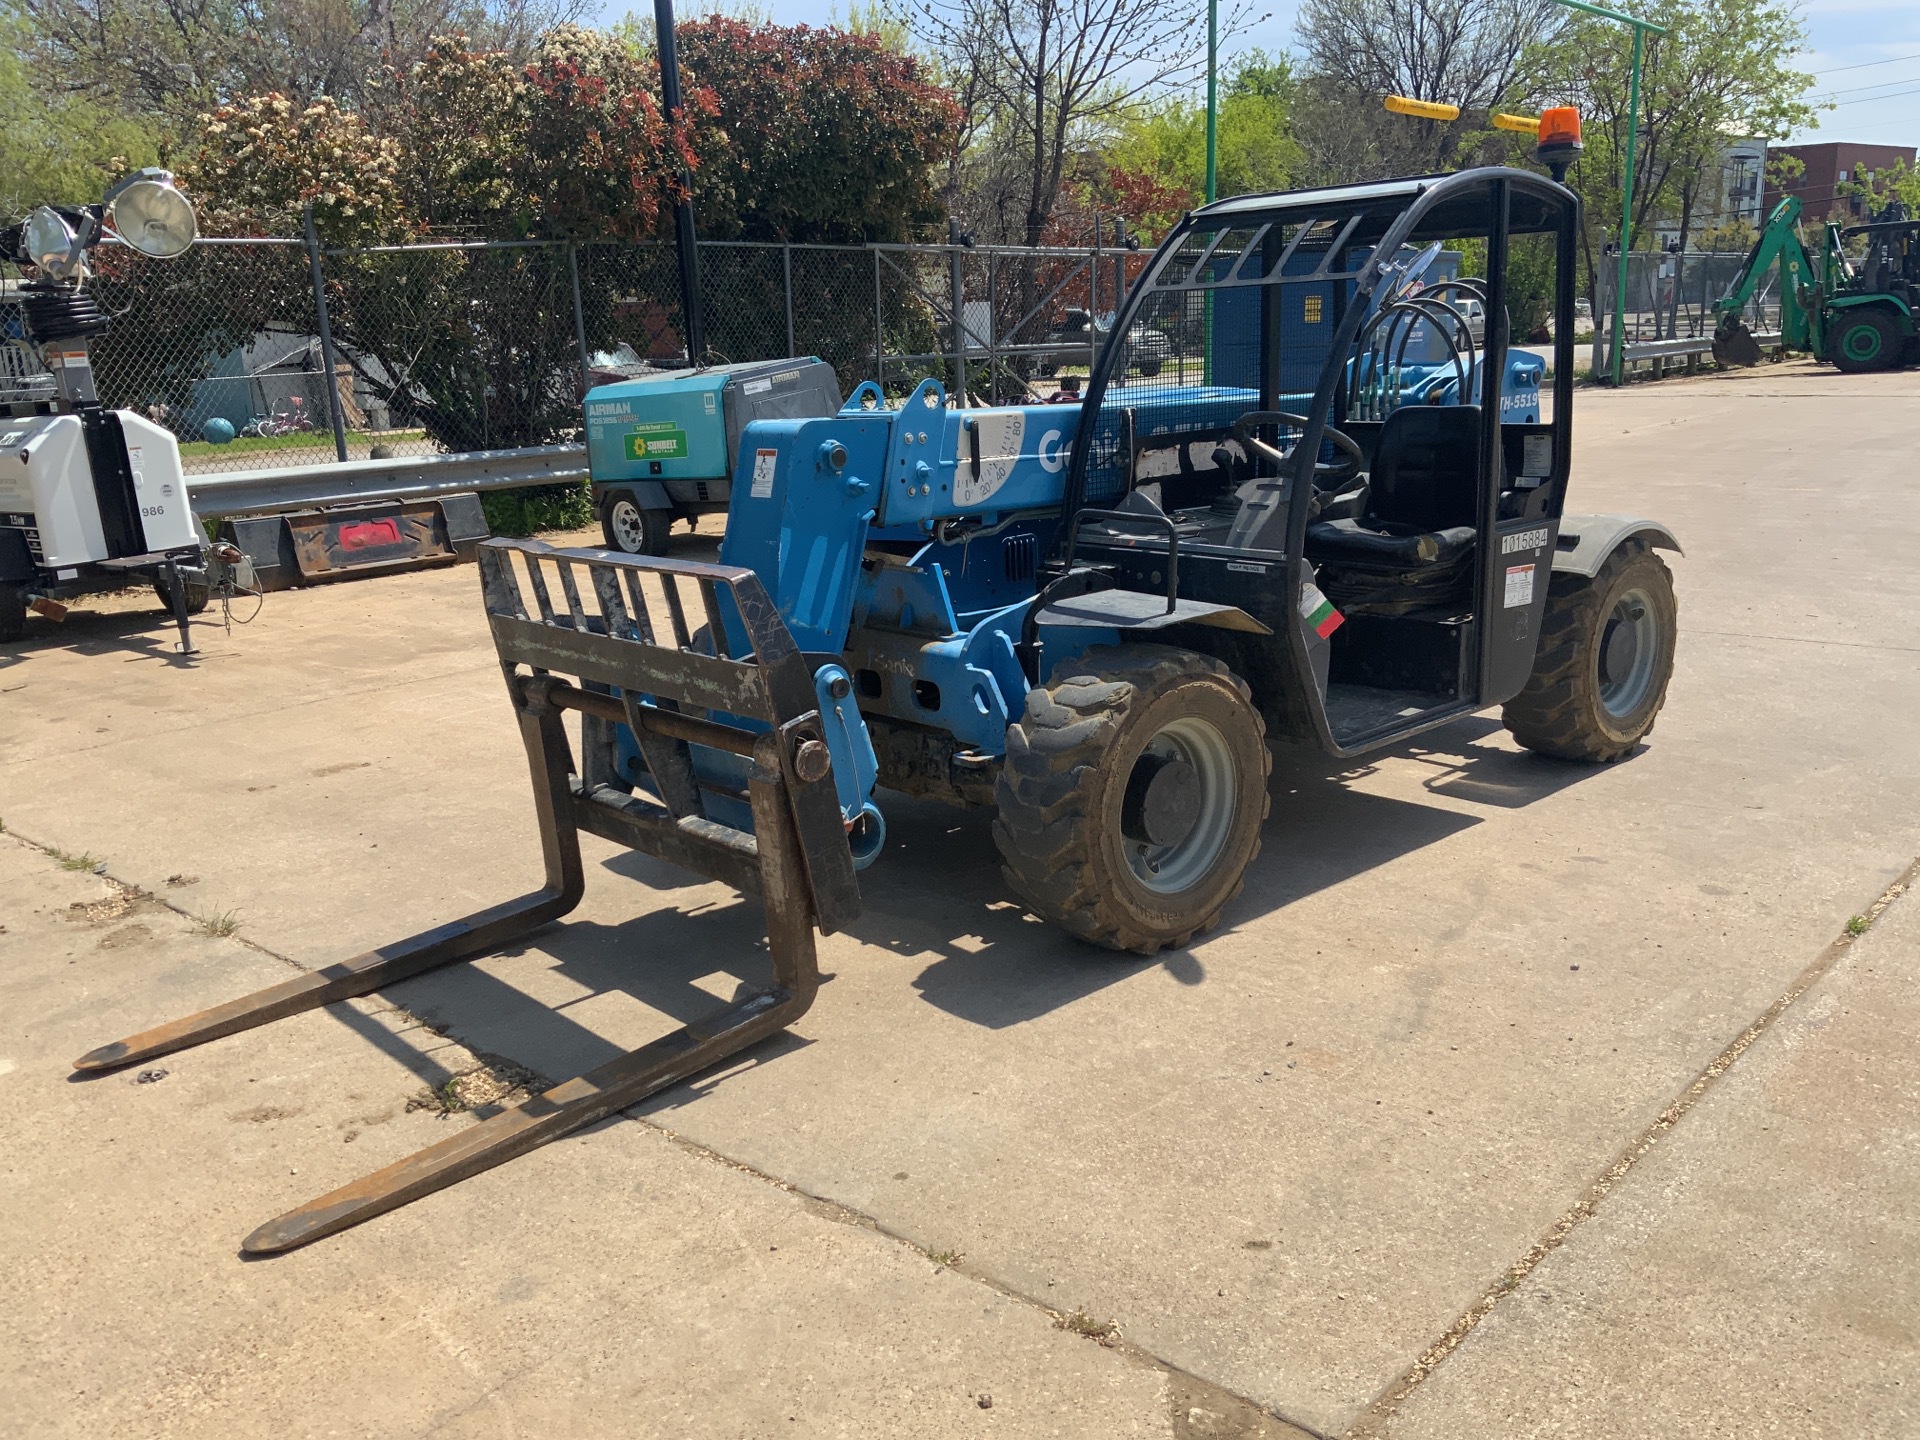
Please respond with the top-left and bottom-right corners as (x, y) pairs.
(1300, 582), (1344, 639)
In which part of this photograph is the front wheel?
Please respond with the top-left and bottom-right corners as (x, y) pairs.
(1829, 310), (1904, 374)
(1503, 541), (1677, 762)
(600, 492), (673, 556)
(154, 570), (212, 616)
(994, 645), (1270, 954)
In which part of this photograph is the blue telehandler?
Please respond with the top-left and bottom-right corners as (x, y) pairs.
(77, 165), (1682, 1253)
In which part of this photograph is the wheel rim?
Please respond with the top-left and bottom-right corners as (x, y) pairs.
(1841, 323), (1883, 363)
(1119, 715), (1237, 894)
(608, 499), (645, 551)
(1597, 585), (1660, 720)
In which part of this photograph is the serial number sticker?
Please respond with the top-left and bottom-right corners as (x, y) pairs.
(1226, 560), (1269, 573)
(742, 378), (772, 395)
(1504, 563), (1536, 609)
(750, 448), (778, 498)
(1501, 526), (1550, 555)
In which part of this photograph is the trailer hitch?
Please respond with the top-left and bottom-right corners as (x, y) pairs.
(73, 538), (860, 1253)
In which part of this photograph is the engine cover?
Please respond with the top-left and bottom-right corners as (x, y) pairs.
(0, 410), (198, 568)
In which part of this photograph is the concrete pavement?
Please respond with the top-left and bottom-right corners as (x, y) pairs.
(2, 359), (1915, 1435)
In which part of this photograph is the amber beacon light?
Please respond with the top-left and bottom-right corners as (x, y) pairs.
(1536, 106), (1584, 181)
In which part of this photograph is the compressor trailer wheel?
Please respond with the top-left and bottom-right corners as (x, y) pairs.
(994, 645), (1270, 953)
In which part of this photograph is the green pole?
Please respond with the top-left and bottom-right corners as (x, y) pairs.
(1610, 24), (1644, 386)
(1205, 0), (1218, 203)
(1551, 0), (1666, 386)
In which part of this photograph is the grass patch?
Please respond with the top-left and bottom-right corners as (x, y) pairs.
(178, 428), (427, 461)
(51, 847), (101, 871)
(927, 1247), (964, 1268)
(482, 479), (597, 538)
(1846, 914), (1870, 936)
(197, 910), (242, 937)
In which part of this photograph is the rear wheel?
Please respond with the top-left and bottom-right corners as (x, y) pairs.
(1503, 540), (1677, 762)
(994, 645), (1270, 954)
(0, 583), (25, 643)
(600, 492), (672, 556)
(1830, 309), (1904, 374)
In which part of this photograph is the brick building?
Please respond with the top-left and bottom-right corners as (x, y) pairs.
(1763, 142), (1918, 223)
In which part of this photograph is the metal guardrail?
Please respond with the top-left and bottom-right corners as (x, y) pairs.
(1618, 331), (1784, 367)
(186, 444), (589, 519)
(1621, 336), (1715, 362)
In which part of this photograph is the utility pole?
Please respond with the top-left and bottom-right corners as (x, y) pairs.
(1205, 0), (1219, 203)
(655, 0), (705, 367)
(1553, 0), (1667, 386)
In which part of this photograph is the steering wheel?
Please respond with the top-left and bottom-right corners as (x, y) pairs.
(1229, 411), (1364, 488)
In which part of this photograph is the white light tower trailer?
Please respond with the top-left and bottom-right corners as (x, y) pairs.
(0, 171), (210, 649)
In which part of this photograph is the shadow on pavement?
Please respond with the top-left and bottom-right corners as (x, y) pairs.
(343, 707), (1617, 1103)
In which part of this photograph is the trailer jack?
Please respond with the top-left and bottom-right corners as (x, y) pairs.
(74, 539), (861, 1254)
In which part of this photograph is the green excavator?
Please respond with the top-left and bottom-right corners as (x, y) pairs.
(1712, 194), (1920, 373)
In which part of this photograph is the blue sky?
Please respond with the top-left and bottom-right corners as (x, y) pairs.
(628, 0), (1920, 149)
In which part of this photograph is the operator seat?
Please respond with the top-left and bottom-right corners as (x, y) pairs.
(1303, 404), (1481, 615)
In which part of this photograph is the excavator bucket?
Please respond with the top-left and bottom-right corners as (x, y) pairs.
(73, 538), (860, 1253)
(1712, 316), (1763, 368)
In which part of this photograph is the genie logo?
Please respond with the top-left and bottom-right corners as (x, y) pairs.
(1037, 428), (1067, 473)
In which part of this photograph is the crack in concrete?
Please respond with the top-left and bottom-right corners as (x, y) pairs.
(29, 818), (1910, 1439)
(1342, 856), (1920, 1439)
(642, 1125), (1328, 1440)
(1684, 628), (1920, 654)
(7, 827), (1318, 1437)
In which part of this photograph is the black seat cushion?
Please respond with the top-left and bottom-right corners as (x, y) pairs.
(1369, 404), (1482, 533)
(1301, 406), (1482, 616)
(1304, 517), (1475, 570)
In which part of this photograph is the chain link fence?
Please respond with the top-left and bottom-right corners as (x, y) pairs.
(1592, 249), (1781, 377)
(17, 233), (1147, 476)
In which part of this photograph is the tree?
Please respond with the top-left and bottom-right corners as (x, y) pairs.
(1836, 158), (1920, 224)
(677, 18), (959, 243)
(13, 0), (591, 127)
(921, 0), (1259, 248)
(1539, 0), (1821, 306)
(0, 16), (162, 214)
(1294, 0), (1561, 179)
(1107, 50), (1304, 225)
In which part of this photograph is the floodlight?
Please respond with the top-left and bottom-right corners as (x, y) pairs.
(22, 207), (77, 273)
(106, 171), (198, 259)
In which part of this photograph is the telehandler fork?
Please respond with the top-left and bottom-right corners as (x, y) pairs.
(73, 537), (860, 1253)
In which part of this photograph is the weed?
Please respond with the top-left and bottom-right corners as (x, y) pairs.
(1055, 1308), (1120, 1344)
(51, 848), (101, 871)
(406, 1056), (545, 1118)
(198, 910), (242, 937)
(1846, 914), (1870, 937)
(928, 1247), (964, 1268)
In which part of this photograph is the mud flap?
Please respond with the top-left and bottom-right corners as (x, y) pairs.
(73, 538), (859, 1253)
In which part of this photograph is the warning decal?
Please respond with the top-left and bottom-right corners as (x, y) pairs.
(751, 448), (778, 499)
(1504, 563), (1535, 609)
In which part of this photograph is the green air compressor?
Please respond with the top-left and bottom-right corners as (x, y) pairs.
(584, 357), (842, 554)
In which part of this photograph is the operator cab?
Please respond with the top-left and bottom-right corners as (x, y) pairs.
(1841, 218), (1920, 307)
(1056, 168), (1576, 754)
